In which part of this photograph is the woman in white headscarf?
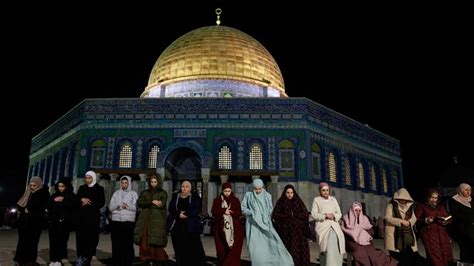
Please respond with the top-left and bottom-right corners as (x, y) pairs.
(449, 183), (474, 263)
(76, 170), (105, 265)
(241, 178), (294, 266)
(14, 176), (50, 265)
(311, 182), (345, 266)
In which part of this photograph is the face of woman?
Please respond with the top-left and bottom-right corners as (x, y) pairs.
(286, 188), (294, 200)
(57, 183), (66, 193)
(254, 187), (262, 194)
(320, 187), (329, 199)
(29, 182), (38, 192)
(150, 178), (158, 188)
(85, 175), (93, 185)
(181, 181), (191, 195)
(462, 187), (472, 197)
(121, 179), (129, 190)
(354, 208), (361, 217)
(428, 193), (439, 205)
(223, 188), (232, 197)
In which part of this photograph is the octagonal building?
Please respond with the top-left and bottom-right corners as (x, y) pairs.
(28, 24), (402, 216)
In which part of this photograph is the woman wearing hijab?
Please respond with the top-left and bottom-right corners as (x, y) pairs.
(414, 188), (454, 266)
(449, 183), (474, 263)
(168, 180), (206, 266)
(342, 201), (397, 266)
(110, 175), (138, 266)
(14, 176), (50, 265)
(134, 175), (169, 266)
(211, 182), (244, 266)
(76, 170), (105, 265)
(272, 184), (310, 266)
(310, 182), (345, 266)
(385, 188), (427, 266)
(48, 178), (77, 266)
(241, 178), (294, 266)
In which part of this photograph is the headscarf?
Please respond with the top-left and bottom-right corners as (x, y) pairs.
(222, 182), (232, 191)
(341, 201), (373, 246)
(54, 178), (73, 194)
(393, 188), (414, 213)
(452, 183), (471, 208)
(17, 176), (44, 208)
(274, 184), (307, 214)
(120, 175), (132, 191)
(85, 170), (97, 187)
(319, 182), (330, 191)
(253, 178), (264, 188)
(148, 175), (161, 193)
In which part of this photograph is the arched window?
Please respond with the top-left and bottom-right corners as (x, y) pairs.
(312, 143), (321, 178)
(119, 142), (133, 168)
(90, 139), (106, 168)
(391, 169), (399, 192)
(328, 152), (337, 182)
(148, 145), (160, 169)
(249, 143), (263, 170)
(218, 145), (232, 169)
(382, 168), (388, 193)
(370, 164), (377, 191)
(358, 161), (365, 188)
(279, 139), (295, 171)
(343, 157), (351, 186)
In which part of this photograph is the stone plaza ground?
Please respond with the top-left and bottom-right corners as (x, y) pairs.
(0, 228), (460, 265)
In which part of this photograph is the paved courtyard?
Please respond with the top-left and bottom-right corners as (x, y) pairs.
(0, 228), (460, 265)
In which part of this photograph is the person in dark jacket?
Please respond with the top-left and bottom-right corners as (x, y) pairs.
(133, 175), (168, 265)
(168, 180), (206, 266)
(48, 178), (77, 266)
(76, 170), (105, 265)
(449, 183), (474, 263)
(14, 176), (50, 266)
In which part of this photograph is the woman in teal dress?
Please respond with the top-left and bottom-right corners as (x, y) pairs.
(241, 178), (293, 266)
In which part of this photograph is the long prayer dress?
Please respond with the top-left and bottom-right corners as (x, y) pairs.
(241, 189), (294, 266)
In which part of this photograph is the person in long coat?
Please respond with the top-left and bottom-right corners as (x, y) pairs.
(385, 188), (427, 266)
(311, 182), (345, 266)
(415, 188), (454, 266)
(14, 176), (50, 266)
(76, 170), (105, 265)
(134, 175), (168, 265)
(211, 182), (244, 266)
(168, 180), (206, 266)
(272, 184), (310, 266)
(449, 183), (474, 263)
(110, 175), (138, 266)
(241, 178), (294, 266)
(341, 201), (398, 266)
(48, 178), (77, 266)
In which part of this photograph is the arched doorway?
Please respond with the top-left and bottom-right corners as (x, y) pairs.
(165, 147), (202, 194)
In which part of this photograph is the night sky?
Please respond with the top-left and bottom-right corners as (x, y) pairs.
(1, 2), (472, 206)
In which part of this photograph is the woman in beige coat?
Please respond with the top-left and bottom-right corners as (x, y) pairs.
(384, 188), (427, 266)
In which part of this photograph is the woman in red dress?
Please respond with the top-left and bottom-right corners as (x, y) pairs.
(415, 188), (454, 266)
(211, 182), (244, 266)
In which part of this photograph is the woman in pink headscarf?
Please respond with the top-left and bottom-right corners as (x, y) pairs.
(341, 201), (397, 266)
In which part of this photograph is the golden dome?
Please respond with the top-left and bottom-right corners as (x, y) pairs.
(143, 26), (286, 97)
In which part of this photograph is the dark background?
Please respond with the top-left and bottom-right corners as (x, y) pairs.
(1, 2), (472, 206)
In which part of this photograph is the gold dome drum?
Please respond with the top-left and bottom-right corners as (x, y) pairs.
(142, 26), (286, 98)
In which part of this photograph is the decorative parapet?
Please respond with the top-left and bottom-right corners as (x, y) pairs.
(30, 98), (400, 157)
